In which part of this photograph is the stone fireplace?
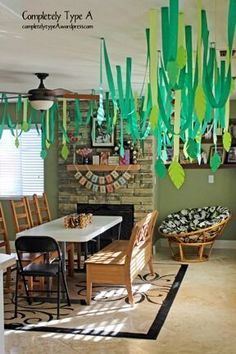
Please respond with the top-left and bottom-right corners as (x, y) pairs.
(58, 104), (155, 232)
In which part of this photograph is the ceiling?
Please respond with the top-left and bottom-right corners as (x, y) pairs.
(0, 0), (235, 98)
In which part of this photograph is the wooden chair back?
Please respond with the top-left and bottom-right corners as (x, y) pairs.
(0, 202), (11, 254)
(33, 193), (51, 224)
(24, 196), (41, 227)
(10, 198), (32, 233)
(125, 211), (158, 267)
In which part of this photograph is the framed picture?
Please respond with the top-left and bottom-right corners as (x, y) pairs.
(209, 146), (226, 164)
(91, 118), (114, 147)
(226, 146), (236, 163)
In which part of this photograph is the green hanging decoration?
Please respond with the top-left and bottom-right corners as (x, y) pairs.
(223, 131), (232, 152)
(168, 160), (185, 189)
(61, 143), (70, 160)
(194, 85), (206, 123)
(74, 99), (82, 136)
(96, 38), (105, 126)
(186, 138), (198, 159)
(210, 152), (221, 172)
(15, 136), (19, 148)
(155, 158), (167, 179)
(22, 98), (29, 132)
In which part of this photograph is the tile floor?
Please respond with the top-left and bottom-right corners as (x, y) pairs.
(4, 247), (236, 354)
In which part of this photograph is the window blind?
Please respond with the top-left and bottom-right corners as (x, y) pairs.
(0, 129), (44, 196)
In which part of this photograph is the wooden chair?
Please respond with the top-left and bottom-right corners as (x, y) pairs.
(85, 210), (158, 305)
(0, 202), (12, 290)
(10, 198), (45, 289)
(24, 196), (41, 227)
(32, 193), (75, 277)
(32, 193), (51, 225)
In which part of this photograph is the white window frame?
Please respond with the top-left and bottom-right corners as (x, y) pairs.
(0, 127), (44, 198)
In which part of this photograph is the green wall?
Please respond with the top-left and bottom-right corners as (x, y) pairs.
(155, 99), (236, 241)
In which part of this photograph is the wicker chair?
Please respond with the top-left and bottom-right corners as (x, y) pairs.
(159, 206), (231, 262)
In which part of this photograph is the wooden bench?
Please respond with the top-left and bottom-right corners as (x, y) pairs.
(85, 210), (158, 305)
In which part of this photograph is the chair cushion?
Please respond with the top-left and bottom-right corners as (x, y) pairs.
(159, 206), (230, 235)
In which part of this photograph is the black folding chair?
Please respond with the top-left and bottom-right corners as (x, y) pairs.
(15, 236), (71, 319)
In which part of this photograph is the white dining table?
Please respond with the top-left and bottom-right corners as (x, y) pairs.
(16, 215), (123, 271)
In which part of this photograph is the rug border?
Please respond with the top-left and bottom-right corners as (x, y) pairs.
(5, 264), (188, 340)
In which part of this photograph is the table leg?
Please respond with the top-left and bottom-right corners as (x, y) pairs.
(0, 270), (5, 354)
(60, 242), (67, 273)
(117, 222), (122, 240)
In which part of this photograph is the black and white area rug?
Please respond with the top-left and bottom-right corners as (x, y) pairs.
(4, 263), (188, 340)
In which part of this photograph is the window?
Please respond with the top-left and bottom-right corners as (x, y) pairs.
(0, 128), (44, 196)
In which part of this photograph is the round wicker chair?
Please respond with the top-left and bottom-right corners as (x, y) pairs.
(159, 206), (231, 262)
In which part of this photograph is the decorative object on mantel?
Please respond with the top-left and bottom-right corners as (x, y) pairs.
(68, 132), (78, 164)
(74, 165), (132, 193)
(64, 213), (93, 229)
(76, 148), (93, 164)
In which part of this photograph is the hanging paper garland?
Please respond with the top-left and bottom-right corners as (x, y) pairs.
(73, 165), (132, 193)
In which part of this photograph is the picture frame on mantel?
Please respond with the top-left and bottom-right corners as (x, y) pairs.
(226, 146), (236, 163)
(91, 118), (115, 147)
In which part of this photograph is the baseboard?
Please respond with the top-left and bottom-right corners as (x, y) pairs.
(155, 238), (236, 250)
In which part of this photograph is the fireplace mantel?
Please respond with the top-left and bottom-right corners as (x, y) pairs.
(66, 164), (141, 172)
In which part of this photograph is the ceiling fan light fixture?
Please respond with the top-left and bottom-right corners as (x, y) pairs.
(29, 99), (54, 111)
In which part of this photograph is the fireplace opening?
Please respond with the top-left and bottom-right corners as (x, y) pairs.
(77, 203), (134, 248)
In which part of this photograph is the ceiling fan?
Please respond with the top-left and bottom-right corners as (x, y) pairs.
(1, 72), (99, 110)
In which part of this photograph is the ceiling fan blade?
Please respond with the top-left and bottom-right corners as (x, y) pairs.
(63, 93), (99, 101)
(0, 91), (30, 96)
(50, 88), (74, 97)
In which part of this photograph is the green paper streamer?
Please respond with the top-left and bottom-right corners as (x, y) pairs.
(103, 39), (118, 109)
(169, 0), (179, 62)
(194, 85), (206, 123)
(74, 99), (81, 136)
(210, 152), (221, 172)
(155, 159), (167, 179)
(149, 8), (158, 125)
(186, 138), (198, 159)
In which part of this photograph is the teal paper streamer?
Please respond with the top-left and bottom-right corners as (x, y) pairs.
(228, 0), (236, 55)
(116, 65), (125, 118)
(40, 111), (48, 159)
(161, 7), (169, 68)
(116, 64), (125, 155)
(125, 57), (132, 120)
(74, 99), (81, 136)
(105, 92), (112, 134)
(85, 100), (95, 125)
(0, 95), (8, 138)
(48, 104), (56, 144)
(169, 0), (179, 61)
(139, 28), (150, 98)
(103, 39), (118, 109)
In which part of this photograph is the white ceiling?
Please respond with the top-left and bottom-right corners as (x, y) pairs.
(0, 0), (235, 98)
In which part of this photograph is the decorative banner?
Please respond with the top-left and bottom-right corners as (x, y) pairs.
(73, 166), (132, 193)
